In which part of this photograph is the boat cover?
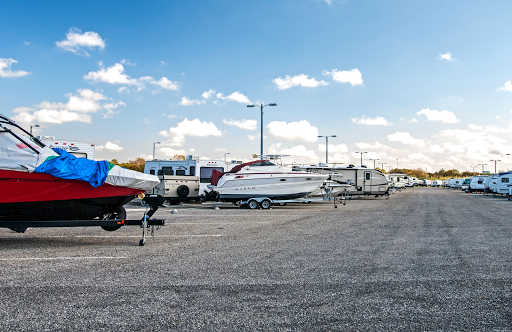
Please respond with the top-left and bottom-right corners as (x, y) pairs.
(1, 132), (160, 190)
(0, 131), (58, 172)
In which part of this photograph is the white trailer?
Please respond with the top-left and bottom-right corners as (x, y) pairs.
(493, 172), (512, 197)
(461, 177), (472, 191)
(432, 180), (443, 187)
(295, 165), (389, 197)
(36, 136), (95, 160)
(144, 156), (229, 202)
(388, 173), (409, 189)
(469, 176), (487, 193)
(485, 175), (498, 195)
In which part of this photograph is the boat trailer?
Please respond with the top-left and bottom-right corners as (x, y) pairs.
(0, 195), (165, 246)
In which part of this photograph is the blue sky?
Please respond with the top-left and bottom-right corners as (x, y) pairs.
(2, 0), (512, 172)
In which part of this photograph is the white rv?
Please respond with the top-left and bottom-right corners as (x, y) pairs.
(432, 180), (443, 187)
(37, 136), (95, 160)
(144, 156), (229, 202)
(408, 177), (419, 187)
(484, 174), (498, 195)
(442, 179), (450, 187)
(448, 178), (463, 189)
(388, 173), (409, 189)
(295, 165), (389, 197)
(492, 172), (512, 196)
(461, 177), (472, 191)
(469, 176), (487, 193)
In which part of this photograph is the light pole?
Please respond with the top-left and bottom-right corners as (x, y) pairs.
(469, 166), (476, 176)
(224, 152), (230, 163)
(30, 124), (40, 135)
(490, 160), (501, 174)
(247, 103), (277, 157)
(370, 158), (380, 169)
(396, 158), (398, 169)
(387, 165), (392, 173)
(318, 135), (336, 164)
(478, 163), (487, 174)
(354, 151), (367, 167)
(381, 162), (387, 172)
(153, 142), (161, 160)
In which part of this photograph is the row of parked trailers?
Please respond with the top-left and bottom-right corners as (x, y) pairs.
(439, 173), (512, 197)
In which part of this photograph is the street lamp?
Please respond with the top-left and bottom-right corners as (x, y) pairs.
(354, 151), (367, 167)
(224, 152), (230, 163)
(387, 165), (392, 173)
(396, 158), (398, 169)
(318, 135), (336, 164)
(153, 142), (161, 160)
(469, 166), (476, 176)
(369, 158), (380, 169)
(381, 162), (387, 172)
(30, 124), (40, 135)
(478, 163), (488, 174)
(490, 160), (501, 174)
(247, 103), (277, 157)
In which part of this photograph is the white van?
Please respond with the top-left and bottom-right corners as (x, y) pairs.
(469, 176), (487, 193)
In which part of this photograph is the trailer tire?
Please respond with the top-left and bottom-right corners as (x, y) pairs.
(261, 199), (271, 209)
(248, 199), (259, 209)
(177, 185), (190, 198)
(101, 206), (126, 232)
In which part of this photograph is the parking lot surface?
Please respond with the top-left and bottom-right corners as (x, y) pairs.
(1, 188), (511, 331)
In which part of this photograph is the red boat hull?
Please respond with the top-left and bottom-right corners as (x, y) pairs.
(0, 170), (142, 221)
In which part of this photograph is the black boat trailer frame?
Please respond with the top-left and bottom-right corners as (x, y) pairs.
(0, 195), (165, 246)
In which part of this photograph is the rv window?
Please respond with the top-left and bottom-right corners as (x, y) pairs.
(70, 152), (87, 158)
(478, 180), (483, 184)
(190, 166), (195, 176)
(200, 167), (224, 183)
(251, 161), (275, 167)
(502, 178), (509, 183)
(176, 170), (185, 175)
(149, 169), (155, 175)
(160, 167), (174, 175)
(365, 173), (370, 180)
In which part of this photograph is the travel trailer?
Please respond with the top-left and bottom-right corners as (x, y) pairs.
(295, 165), (389, 197)
(469, 175), (488, 193)
(37, 136), (95, 160)
(432, 180), (443, 187)
(407, 177), (419, 187)
(144, 156), (229, 203)
(492, 172), (512, 196)
(388, 173), (409, 189)
(449, 178), (462, 189)
(442, 179), (451, 187)
(484, 174), (498, 195)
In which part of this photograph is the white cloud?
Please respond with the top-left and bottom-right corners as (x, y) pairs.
(158, 147), (187, 157)
(468, 124), (507, 133)
(178, 97), (205, 106)
(202, 89), (215, 99)
(248, 133), (260, 141)
(439, 52), (454, 61)
(159, 118), (222, 146)
(216, 91), (251, 103)
(318, 143), (348, 153)
(96, 141), (123, 151)
(323, 68), (363, 86)
(160, 61), (167, 66)
(0, 58), (31, 78)
(84, 62), (139, 85)
(417, 108), (459, 123)
(400, 118), (418, 123)
(163, 114), (178, 119)
(11, 89), (123, 125)
(351, 115), (392, 126)
(266, 120), (319, 142)
(272, 74), (329, 90)
(498, 80), (512, 92)
(55, 28), (105, 56)
(223, 119), (257, 130)
(269, 143), (319, 164)
(387, 132), (426, 146)
(355, 141), (390, 150)
(150, 77), (179, 91)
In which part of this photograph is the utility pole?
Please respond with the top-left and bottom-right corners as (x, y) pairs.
(318, 135), (336, 164)
(354, 151), (367, 167)
(247, 103), (277, 157)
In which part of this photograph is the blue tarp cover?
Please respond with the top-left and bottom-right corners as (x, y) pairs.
(35, 148), (110, 188)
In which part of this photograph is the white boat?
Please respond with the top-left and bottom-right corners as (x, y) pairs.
(207, 160), (329, 201)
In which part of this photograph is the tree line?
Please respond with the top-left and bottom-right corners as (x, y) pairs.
(376, 168), (478, 180)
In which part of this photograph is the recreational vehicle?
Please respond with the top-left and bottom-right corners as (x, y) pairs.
(144, 156), (229, 203)
(388, 173), (409, 189)
(294, 165), (389, 197)
(432, 180), (443, 187)
(469, 176), (487, 193)
(408, 177), (419, 187)
(449, 178), (462, 189)
(484, 174), (498, 195)
(492, 172), (512, 196)
(37, 136), (95, 160)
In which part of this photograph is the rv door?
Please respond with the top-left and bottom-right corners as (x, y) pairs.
(364, 171), (372, 193)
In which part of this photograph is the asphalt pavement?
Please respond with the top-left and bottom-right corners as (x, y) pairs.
(1, 187), (511, 331)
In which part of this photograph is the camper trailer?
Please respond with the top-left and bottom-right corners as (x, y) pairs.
(295, 165), (389, 197)
(469, 176), (487, 193)
(408, 177), (419, 187)
(484, 174), (498, 195)
(388, 173), (409, 189)
(432, 180), (443, 187)
(144, 156), (229, 203)
(37, 136), (95, 160)
(492, 172), (512, 197)
(449, 178), (463, 189)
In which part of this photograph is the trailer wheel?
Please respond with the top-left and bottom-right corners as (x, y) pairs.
(247, 199), (259, 209)
(101, 206), (126, 231)
(493, 192), (496, 198)
(177, 185), (190, 198)
(261, 199), (271, 209)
